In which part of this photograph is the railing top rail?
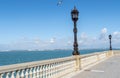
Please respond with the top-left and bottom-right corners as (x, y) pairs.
(81, 51), (107, 58)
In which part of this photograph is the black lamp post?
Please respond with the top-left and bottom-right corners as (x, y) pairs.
(71, 6), (80, 55)
(109, 34), (112, 50)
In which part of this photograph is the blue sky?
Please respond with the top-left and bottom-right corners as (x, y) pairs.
(0, 0), (120, 50)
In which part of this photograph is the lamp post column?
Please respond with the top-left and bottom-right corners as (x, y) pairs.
(109, 35), (112, 50)
(71, 7), (80, 55)
(109, 34), (113, 56)
(73, 21), (79, 55)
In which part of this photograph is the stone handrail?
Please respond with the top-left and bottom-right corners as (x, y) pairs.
(0, 50), (117, 78)
(112, 50), (120, 55)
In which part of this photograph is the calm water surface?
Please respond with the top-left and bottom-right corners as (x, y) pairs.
(0, 49), (108, 66)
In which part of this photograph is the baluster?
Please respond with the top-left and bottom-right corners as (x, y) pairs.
(64, 62), (68, 74)
(33, 67), (36, 78)
(51, 64), (54, 78)
(43, 65), (46, 78)
(61, 62), (64, 74)
(21, 70), (24, 78)
(68, 61), (71, 72)
(50, 64), (52, 78)
(59, 62), (62, 76)
(25, 69), (29, 78)
(16, 70), (20, 78)
(54, 63), (57, 78)
(49, 64), (52, 78)
(45, 65), (49, 78)
(56, 62), (60, 77)
(36, 66), (40, 78)
(56, 63), (59, 77)
(53, 63), (56, 78)
(6, 73), (9, 78)
(65, 62), (68, 73)
(39, 66), (43, 78)
(45, 65), (47, 78)
(70, 60), (73, 71)
(66, 61), (70, 73)
(54, 63), (56, 78)
(11, 71), (15, 78)
(0, 73), (3, 78)
(56, 62), (60, 78)
(35, 67), (37, 78)
(29, 68), (33, 78)
(55, 62), (58, 78)
(47, 64), (50, 78)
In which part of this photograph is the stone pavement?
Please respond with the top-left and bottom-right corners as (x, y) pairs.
(72, 55), (120, 78)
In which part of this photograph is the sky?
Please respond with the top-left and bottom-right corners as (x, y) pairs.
(0, 0), (120, 50)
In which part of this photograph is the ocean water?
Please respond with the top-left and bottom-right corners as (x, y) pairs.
(0, 49), (108, 66)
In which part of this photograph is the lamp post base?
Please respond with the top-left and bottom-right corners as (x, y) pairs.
(72, 51), (80, 55)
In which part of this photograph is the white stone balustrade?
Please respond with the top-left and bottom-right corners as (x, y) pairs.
(0, 50), (118, 78)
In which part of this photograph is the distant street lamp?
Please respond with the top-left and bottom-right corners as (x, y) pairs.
(71, 6), (80, 55)
(109, 34), (112, 50)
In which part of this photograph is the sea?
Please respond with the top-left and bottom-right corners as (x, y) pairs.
(0, 49), (111, 66)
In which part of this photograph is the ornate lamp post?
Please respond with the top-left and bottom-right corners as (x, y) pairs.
(71, 6), (80, 55)
(109, 34), (112, 50)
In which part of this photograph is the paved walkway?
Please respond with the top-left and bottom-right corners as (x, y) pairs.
(72, 55), (120, 78)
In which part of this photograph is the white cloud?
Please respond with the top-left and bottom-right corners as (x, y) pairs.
(101, 28), (107, 34)
(34, 38), (41, 44)
(67, 41), (72, 45)
(113, 31), (120, 40)
(0, 28), (120, 51)
(78, 32), (88, 45)
(50, 38), (56, 44)
(77, 28), (110, 49)
(80, 32), (88, 40)
(99, 28), (108, 40)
